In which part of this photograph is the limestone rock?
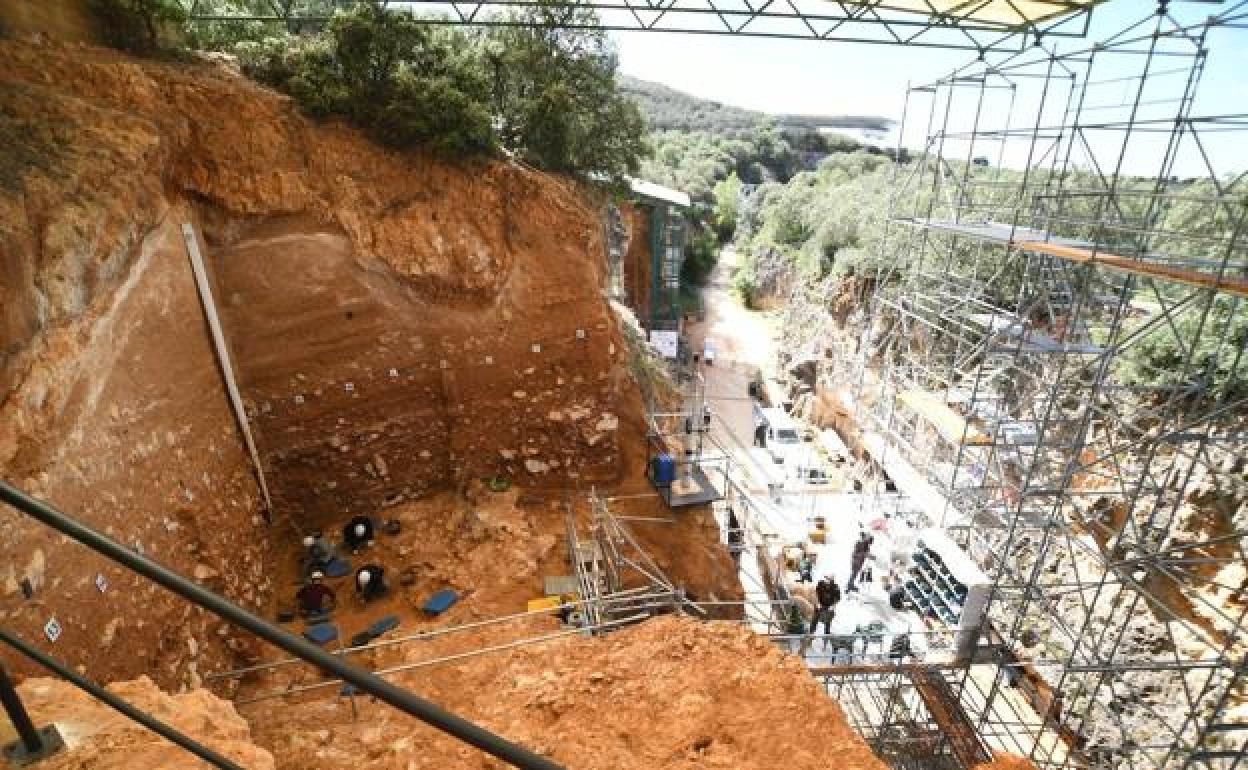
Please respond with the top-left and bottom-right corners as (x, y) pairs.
(16, 676), (275, 769)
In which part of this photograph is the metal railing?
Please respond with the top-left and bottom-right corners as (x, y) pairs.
(0, 630), (240, 769)
(0, 480), (563, 770)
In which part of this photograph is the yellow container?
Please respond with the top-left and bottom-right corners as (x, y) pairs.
(809, 530), (827, 544)
(527, 596), (563, 613)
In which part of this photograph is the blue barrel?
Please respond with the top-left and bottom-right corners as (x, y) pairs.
(652, 454), (676, 484)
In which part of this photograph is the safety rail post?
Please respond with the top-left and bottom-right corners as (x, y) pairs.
(0, 480), (564, 770)
(0, 661), (64, 766)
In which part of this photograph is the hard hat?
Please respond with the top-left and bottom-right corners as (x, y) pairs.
(311, 571), (324, 580)
(354, 523), (367, 537)
(358, 570), (372, 585)
(303, 536), (315, 548)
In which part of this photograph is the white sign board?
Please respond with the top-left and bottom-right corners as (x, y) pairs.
(649, 330), (679, 359)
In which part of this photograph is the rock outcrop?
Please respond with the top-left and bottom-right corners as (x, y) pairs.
(13, 675), (275, 770)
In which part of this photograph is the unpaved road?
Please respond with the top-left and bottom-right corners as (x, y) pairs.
(685, 249), (782, 491)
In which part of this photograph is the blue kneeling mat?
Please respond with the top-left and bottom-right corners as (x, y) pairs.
(368, 614), (400, 636)
(422, 589), (459, 615)
(323, 556), (352, 578)
(304, 622), (339, 645)
(349, 614), (402, 647)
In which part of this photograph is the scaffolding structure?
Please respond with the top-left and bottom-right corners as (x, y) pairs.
(836, 3), (1248, 768)
(182, 0), (1098, 50)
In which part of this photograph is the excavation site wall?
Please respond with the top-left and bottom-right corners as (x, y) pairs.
(0, 37), (629, 687)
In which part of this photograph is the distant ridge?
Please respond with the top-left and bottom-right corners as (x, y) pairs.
(620, 75), (892, 137)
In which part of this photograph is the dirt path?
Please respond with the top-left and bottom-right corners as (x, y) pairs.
(684, 249), (783, 490)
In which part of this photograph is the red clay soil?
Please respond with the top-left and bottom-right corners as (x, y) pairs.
(0, 35), (742, 690)
(12, 618), (891, 770)
(620, 202), (654, 327)
(245, 615), (889, 770)
(0, 35), (621, 689)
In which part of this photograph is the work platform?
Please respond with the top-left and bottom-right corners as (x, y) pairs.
(897, 390), (993, 446)
(899, 218), (1248, 297)
(657, 465), (722, 508)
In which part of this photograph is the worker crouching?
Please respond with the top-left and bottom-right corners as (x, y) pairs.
(296, 571), (336, 618)
(355, 564), (388, 602)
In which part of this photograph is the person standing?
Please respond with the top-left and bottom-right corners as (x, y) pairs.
(753, 416), (767, 448)
(888, 580), (912, 611)
(813, 575), (841, 634)
(797, 553), (814, 583)
(847, 532), (873, 593)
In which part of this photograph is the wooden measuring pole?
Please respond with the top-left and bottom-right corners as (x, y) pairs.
(181, 223), (276, 523)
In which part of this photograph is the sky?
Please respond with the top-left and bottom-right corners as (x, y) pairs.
(608, 0), (1248, 176)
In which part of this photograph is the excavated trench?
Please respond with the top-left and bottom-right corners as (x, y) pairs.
(0, 34), (789, 770)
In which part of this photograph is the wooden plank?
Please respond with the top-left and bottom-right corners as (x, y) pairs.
(898, 390), (993, 446)
(911, 669), (992, 767)
(182, 223), (275, 517)
(1015, 239), (1248, 298)
(808, 662), (966, 677)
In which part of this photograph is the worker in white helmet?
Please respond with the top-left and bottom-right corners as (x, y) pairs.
(302, 531), (333, 576)
(342, 515), (375, 552)
(296, 571), (336, 617)
(354, 564), (387, 602)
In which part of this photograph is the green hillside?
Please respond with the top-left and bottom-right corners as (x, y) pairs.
(620, 75), (891, 138)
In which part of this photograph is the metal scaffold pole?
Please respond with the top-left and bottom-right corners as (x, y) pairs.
(813, 3), (1248, 767)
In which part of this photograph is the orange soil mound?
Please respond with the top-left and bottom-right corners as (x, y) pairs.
(14, 676), (275, 770)
(249, 615), (889, 770)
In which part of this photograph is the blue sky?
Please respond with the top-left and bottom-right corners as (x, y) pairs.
(610, 1), (1248, 176)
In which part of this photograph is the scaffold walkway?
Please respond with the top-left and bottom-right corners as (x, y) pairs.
(898, 217), (1248, 297)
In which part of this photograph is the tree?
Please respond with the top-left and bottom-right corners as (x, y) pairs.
(184, 0), (286, 51)
(86, 0), (187, 55)
(488, 1), (646, 181)
(1118, 294), (1248, 403)
(712, 172), (741, 241)
(232, 1), (643, 177)
(238, 3), (495, 157)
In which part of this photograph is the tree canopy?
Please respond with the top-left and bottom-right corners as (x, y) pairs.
(92, 0), (647, 180)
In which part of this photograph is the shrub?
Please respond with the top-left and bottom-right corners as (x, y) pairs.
(86, 0), (187, 55)
(231, 1), (643, 179)
(680, 225), (719, 287)
(239, 4), (495, 158)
